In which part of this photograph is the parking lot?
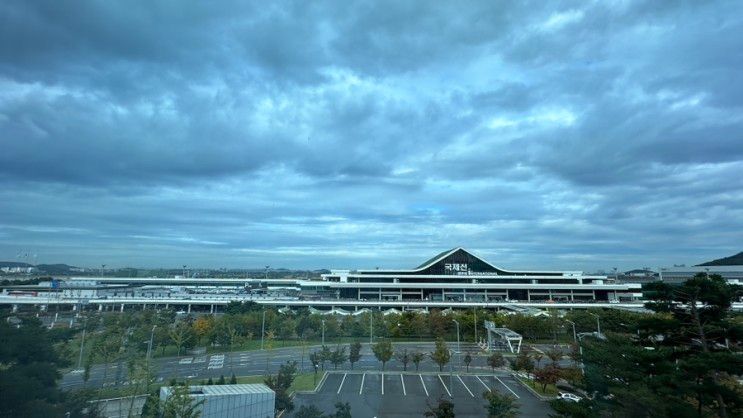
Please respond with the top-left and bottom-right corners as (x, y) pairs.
(291, 371), (551, 418)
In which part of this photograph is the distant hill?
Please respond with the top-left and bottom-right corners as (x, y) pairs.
(697, 251), (743, 266)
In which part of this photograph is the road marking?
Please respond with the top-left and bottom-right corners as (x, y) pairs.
(494, 376), (520, 399)
(419, 374), (429, 397)
(337, 373), (347, 394)
(359, 373), (365, 395)
(457, 375), (474, 397)
(438, 375), (452, 397)
(381, 372), (385, 395)
(400, 374), (406, 396)
(476, 375), (491, 392)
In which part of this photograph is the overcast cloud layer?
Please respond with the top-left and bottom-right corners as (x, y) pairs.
(1, 1), (742, 271)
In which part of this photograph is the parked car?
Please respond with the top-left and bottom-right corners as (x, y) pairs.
(558, 392), (582, 402)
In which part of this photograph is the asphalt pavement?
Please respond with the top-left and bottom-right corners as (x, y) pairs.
(291, 371), (551, 418)
(60, 341), (574, 391)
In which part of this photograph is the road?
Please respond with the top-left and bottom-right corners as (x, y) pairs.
(61, 342), (575, 391)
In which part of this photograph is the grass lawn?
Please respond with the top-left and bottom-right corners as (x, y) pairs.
(236, 372), (317, 392)
(517, 376), (560, 396)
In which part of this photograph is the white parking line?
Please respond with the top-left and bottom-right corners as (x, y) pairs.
(400, 374), (406, 396)
(438, 375), (452, 397)
(381, 373), (385, 395)
(419, 374), (429, 397)
(457, 375), (474, 397)
(359, 373), (365, 395)
(337, 373), (347, 394)
(494, 376), (520, 399)
(476, 375), (491, 392)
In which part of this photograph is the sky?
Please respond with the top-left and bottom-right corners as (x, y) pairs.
(1, 1), (742, 272)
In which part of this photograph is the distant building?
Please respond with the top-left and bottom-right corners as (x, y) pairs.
(619, 269), (659, 284)
(159, 384), (274, 418)
(660, 266), (743, 285)
(319, 247), (642, 302)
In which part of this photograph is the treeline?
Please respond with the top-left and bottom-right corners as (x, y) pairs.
(0, 316), (101, 417)
(72, 301), (653, 368)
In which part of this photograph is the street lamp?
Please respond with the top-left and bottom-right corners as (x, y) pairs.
(260, 310), (266, 350)
(452, 319), (461, 371)
(369, 311), (374, 344)
(565, 320), (577, 343)
(77, 317), (88, 370)
(146, 325), (157, 362)
(321, 319), (326, 346)
(589, 313), (602, 336)
(473, 308), (478, 344)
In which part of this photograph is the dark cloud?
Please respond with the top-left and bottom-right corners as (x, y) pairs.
(0, 0), (741, 270)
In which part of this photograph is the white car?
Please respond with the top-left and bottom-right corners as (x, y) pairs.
(559, 392), (582, 402)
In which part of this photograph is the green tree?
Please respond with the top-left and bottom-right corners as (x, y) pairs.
(510, 352), (534, 374)
(319, 345), (332, 370)
(396, 348), (411, 371)
(333, 401), (352, 418)
(169, 323), (194, 356)
(548, 399), (594, 418)
(412, 351), (425, 371)
(431, 338), (451, 372)
(162, 384), (205, 418)
(463, 352), (472, 372)
(484, 390), (518, 418)
(573, 274), (743, 418)
(0, 317), (101, 417)
(92, 333), (120, 381)
(349, 342), (362, 369)
(424, 396), (455, 418)
(372, 340), (394, 371)
(487, 352), (505, 372)
(330, 346), (347, 369)
(533, 365), (561, 393)
(264, 361), (298, 414)
(294, 405), (325, 418)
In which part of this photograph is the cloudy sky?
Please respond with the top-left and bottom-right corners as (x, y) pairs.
(1, 1), (742, 271)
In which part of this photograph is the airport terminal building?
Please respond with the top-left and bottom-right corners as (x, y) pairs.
(316, 248), (641, 303)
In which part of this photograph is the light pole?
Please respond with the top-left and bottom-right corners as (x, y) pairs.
(449, 349), (454, 396)
(473, 308), (478, 344)
(146, 325), (157, 362)
(565, 320), (577, 343)
(369, 311), (374, 344)
(589, 313), (601, 336)
(452, 319), (461, 371)
(77, 317), (88, 369)
(260, 310), (266, 350)
(321, 319), (326, 346)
